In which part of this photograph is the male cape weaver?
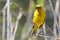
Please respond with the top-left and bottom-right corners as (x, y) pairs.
(32, 5), (46, 35)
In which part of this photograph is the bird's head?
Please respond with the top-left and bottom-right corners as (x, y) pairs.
(35, 5), (42, 9)
(35, 5), (43, 14)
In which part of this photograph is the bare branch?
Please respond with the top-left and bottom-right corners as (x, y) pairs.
(12, 8), (23, 40)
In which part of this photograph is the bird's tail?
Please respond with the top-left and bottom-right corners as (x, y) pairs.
(32, 25), (38, 35)
(32, 24), (43, 35)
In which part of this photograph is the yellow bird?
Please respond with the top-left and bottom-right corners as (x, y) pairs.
(32, 5), (46, 35)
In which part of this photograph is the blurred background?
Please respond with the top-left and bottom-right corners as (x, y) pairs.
(0, 0), (60, 40)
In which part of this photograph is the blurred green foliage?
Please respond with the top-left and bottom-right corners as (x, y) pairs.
(14, 0), (30, 12)
(10, 2), (19, 11)
(0, 1), (6, 9)
(37, 0), (43, 4)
